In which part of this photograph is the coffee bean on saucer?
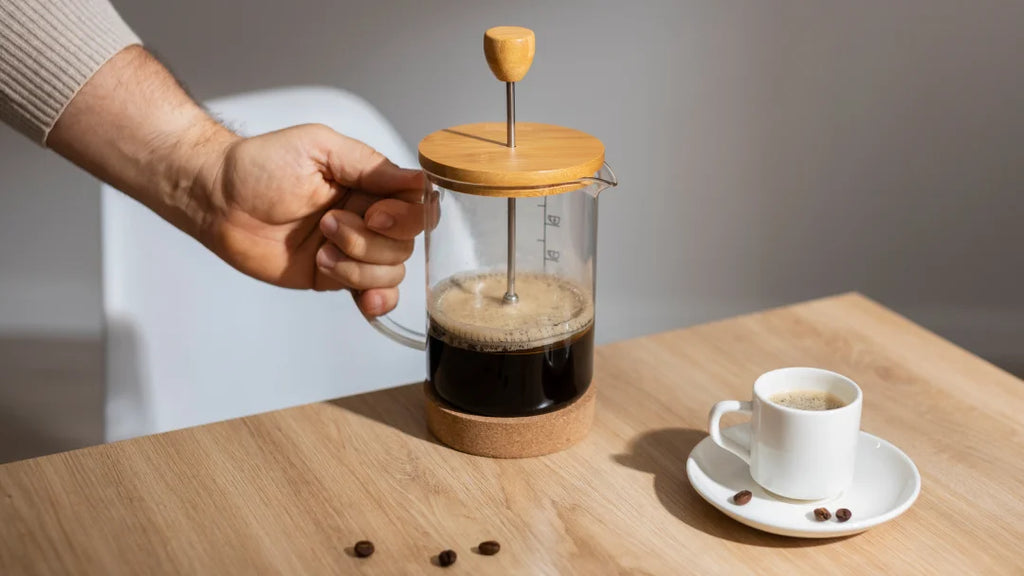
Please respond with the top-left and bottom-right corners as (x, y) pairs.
(733, 490), (753, 505)
(478, 540), (501, 555)
(353, 540), (375, 558)
(813, 507), (832, 521)
(836, 508), (852, 522)
(438, 549), (457, 567)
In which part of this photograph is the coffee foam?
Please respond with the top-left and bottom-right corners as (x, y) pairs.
(769, 390), (846, 411)
(428, 271), (594, 352)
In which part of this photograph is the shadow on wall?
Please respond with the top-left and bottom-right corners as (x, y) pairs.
(996, 359), (1024, 379)
(104, 317), (152, 443)
(0, 335), (105, 464)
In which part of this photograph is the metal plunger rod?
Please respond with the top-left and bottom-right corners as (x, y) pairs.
(484, 27), (533, 304)
(506, 82), (516, 147)
(503, 80), (519, 304)
(505, 197), (518, 303)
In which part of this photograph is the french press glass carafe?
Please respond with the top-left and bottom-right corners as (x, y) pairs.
(372, 26), (617, 428)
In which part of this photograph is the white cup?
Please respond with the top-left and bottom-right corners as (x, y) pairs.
(707, 367), (863, 500)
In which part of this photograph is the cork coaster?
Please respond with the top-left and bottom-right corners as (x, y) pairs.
(424, 383), (596, 458)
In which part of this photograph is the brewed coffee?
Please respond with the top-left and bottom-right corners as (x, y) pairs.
(769, 389), (846, 411)
(427, 272), (594, 417)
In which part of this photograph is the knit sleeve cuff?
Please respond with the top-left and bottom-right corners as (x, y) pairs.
(0, 0), (141, 145)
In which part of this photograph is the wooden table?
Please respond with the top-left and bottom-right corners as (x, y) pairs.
(2, 294), (1022, 575)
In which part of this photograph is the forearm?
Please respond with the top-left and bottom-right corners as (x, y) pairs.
(0, 0), (141, 142)
(1, 0), (233, 242)
(47, 46), (238, 241)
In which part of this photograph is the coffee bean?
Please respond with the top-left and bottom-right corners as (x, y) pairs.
(836, 508), (852, 522)
(478, 540), (501, 555)
(813, 507), (832, 521)
(438, 549), (457, 567)
(732, 490), (752, 505)
(353, 540), (374, 558)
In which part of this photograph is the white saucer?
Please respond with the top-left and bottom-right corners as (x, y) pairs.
(686, 423), (921, 538)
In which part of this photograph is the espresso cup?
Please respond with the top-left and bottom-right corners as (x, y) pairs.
(707, 367), (863, 500)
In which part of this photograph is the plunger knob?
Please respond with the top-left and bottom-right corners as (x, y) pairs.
(484, 26), (536, 82)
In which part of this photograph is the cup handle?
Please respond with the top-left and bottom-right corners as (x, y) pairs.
(707, 400), (753, 463)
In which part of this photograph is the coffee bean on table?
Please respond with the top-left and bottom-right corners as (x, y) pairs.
(813, 507), (832, 521)
(836, 508), (852, 522)
(478, 540), (501, 555)
(732, 490), (753, 505)
(353, 540), (375, 558)
(438, 549), (457, 567)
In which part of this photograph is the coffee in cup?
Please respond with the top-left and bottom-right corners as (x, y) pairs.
(768, 390), (846, 411)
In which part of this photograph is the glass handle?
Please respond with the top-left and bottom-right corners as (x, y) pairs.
(369, 314), (427, 351)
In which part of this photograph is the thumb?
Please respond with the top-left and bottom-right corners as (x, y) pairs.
(313, 125), (423, 194)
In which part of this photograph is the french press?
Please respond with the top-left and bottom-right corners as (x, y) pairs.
(372, 26), (617, 457)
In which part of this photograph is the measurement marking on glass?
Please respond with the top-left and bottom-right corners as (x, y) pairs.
(538, 197), (560, 272)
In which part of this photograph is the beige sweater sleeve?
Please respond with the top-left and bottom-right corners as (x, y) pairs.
(0, 0), (141, 144)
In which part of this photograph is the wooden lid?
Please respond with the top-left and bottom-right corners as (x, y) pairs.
(418, 122), (606, 197)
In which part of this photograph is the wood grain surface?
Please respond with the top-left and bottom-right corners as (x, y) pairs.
(484, 26), (536, 83)
(1, 293), (1022, 575)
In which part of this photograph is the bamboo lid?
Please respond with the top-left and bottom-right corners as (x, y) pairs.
(418, 122), (605, 197)
(417, 26), (606, 197)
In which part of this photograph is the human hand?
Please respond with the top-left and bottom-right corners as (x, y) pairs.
(195, 124), (425, 317)
(48, 48), (425, 317)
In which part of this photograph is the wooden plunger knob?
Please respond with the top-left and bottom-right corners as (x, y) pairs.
(484, 26), (536, 82)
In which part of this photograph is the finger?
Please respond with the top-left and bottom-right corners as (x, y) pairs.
(315, 244), (405, 290)
(353, 288), (399, 317)
(311, 125), (424, 194)
(313, 271), (347, 292)
(426, 188), (442, 232)
(333, 187), (423, 218)
(320, 210), (414, 265)
(364, 198), (426, 240)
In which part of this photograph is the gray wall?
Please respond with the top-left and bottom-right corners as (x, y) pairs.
(1, 0), (1021, 459)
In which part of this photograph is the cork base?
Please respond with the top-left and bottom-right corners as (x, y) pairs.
(424, 383), (596, 458)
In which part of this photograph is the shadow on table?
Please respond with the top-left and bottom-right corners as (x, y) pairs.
(327, 382), (442, 448)
(613, 427), (855, 548)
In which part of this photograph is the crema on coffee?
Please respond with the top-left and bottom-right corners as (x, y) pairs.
(768, 390), (846, 411)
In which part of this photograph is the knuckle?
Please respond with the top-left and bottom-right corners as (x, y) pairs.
(398, 240), (415, 260)
(336, 227), (366, 257)
(308, 122), (332, 136)
(339, 261), (363, 287)
(338, 263), (403, 290)
(296, 123), (327, 141)
(360, 145), (386, 168)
